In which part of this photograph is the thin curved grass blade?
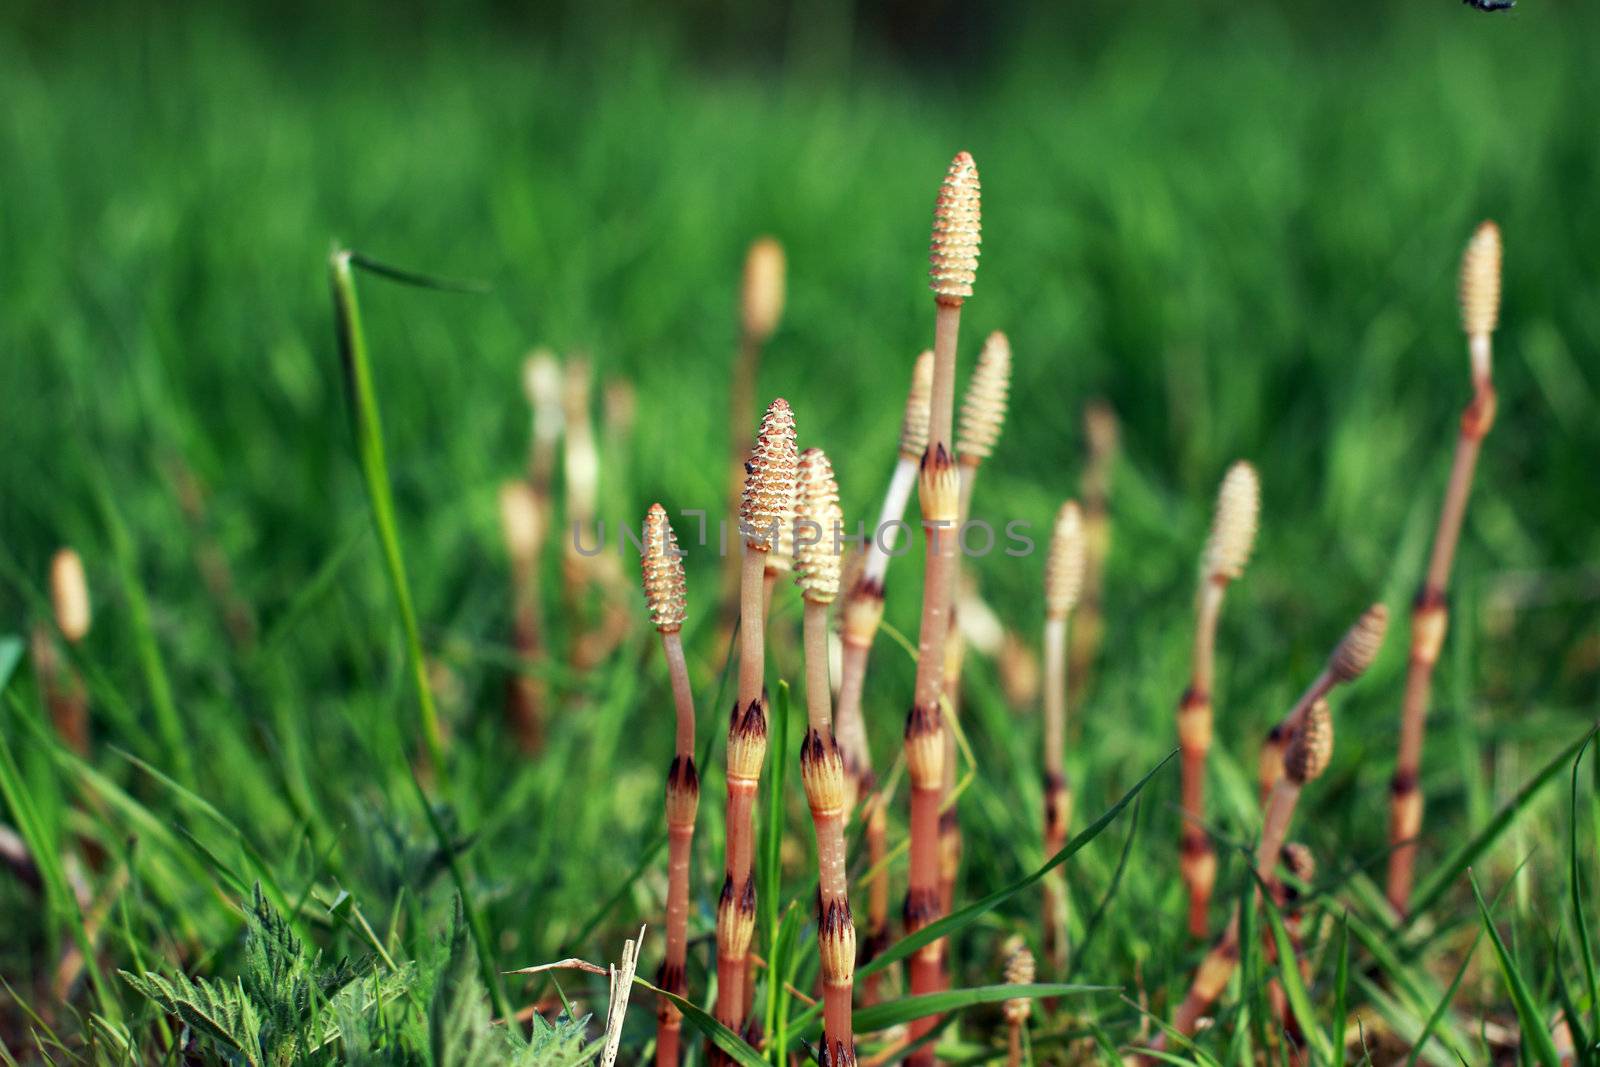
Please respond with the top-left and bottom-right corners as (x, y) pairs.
(1468, 870), (1562, 1067)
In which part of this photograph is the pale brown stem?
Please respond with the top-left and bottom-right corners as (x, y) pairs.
(657, 628), (699, 1066)
(662, 632), (696, 757)
(1387, 360), (1495, 916)
(863, 458), (920, 586)
(804, 600), (856, 1064)
(905, 298), (962, 1066)
(862, 797), (891, 1007)
(713, 547), (770, 1045)
(1007, 1023), (1023, 1067)
(939, 463), (981, 922)
(1042, 614), (1071, 969)
(1179, 581), (1225, 938)
(834, 636), (874, 785)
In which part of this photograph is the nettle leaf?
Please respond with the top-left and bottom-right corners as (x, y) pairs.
(121, 969), (264, 1067)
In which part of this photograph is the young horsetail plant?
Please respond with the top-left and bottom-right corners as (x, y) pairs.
(713, 398), (797, 1052)
(793, 448), (858, 1067)
(499, 480), (548, 753)
(1257, 602), (1387, 804)
(1041, 501), (1086, 970)
(1071, 401), (1118, 699)
(1159, 700), (1333, 1050)
(640, 504), (698, 1067)
(835, 348), (933, 1004)
(41, 547), (92, 754)
(1387, 221), (1503, 916)
(1002, 938), (1036, 1067)
(905, 149), (981, 1062)
(940, 330), (1013, 913)
(1179, 460), (1259, 939)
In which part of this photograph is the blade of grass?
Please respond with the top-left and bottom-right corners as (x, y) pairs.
(1073, 795), (1140, 970)
(850, 984), (1113, 1034)
(1468, 869), (1562, 1067)
(0, 639), (121, 1023)
(328, 248), (507, 1021)
(1569, 733), (1599, 1043)
(1255, 871), (1332, 1063)
(634, 979), (766, 1067)
(1333, 912), (1350, 1067)
(759, 680), (792, 1049)
(92, 476), (193, 787)
(1409, 724), (1597, 922)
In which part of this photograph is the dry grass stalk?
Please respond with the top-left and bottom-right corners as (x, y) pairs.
(938, 331), (1013, 914)
(1386, 221), (1502, 916)
(500, 481), (549, 753)
(1041, 502), (1086, 970)
(1257, 602), (1387, 803)
(42, 548), (92, 754)
(1179, 461), (1259, 938)
(1071, 401), (1119, 698)
(721, 238), (788, 631)
(641, 505), (698, 1067)
(904, 149), (981, 1063)
(836, 349), (934, 1005)
(1162, 701), (1333, 1048)
(712, 398), (796, 1052)
(1001, 938), (1035, 1067)
(794, 448), (858, 1066)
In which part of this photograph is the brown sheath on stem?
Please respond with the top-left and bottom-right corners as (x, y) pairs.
(904, 149), (980, 1065)
(1386, 221), (1500, 917)
(643, 505), (698, 1066)
(796, 447), (856, 1062)
(1179, 462), (1259, 939)
(710, 400), (795, 1054)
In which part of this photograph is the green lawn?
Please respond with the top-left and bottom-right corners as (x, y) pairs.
(2, 4), (1598, 1064)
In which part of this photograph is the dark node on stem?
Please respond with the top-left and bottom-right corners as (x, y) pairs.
(938, 808), (958, 834)
(1180, 829), (1210, 856)
(1390, 769), (1418, 796)
(904, 702), (941, 740)
(1266, 723), (1284, 744)
(735, 698), (767, 739)
(902, 887), (940, 930)
(657, 960), (685, 995)
(920, 441), (955, 473)
(853, 575), (885, 601)
(1412, 585), (1448, 613)
(738, 875), (757, 915)
(1180, 684), (1209, 709)
(861, 929), (890, 963)
(802, 727), (830, 763)
(667, 754), (699, 792)
(819, 895), (854, 933)
(719, 874), (736, 907)
(820, 1039), (859, 1067)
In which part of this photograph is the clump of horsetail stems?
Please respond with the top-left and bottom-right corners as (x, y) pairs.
(1041, 501), (1086, 970)
(1001, 938), (1035, 1067)
(721, 238), (788, 630)
(835, 350), (934, 1005)
(1071, 400), (1119, 697)
(1257, 602), (1388, 804)
(499, 480), (548, 752)
(939, 330), (1013, 912)
(713, 398), (797, 1050)
(793, 448), (858, 1067)
(521, 349), (564, 496)
(1162, 700), (1333, 1046)
(640, 504), (698, 1067)
(38, 548), (92, 754)
(1386, 220), (1502, 916)
(904, 149), (980, 1060)
(1178, 460), (1260, 939)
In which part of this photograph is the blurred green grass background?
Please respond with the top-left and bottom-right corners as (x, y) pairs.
(2, 1), (1599, 1059)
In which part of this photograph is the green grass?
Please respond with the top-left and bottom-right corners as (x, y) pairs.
(3, 2), (1600, 1064)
